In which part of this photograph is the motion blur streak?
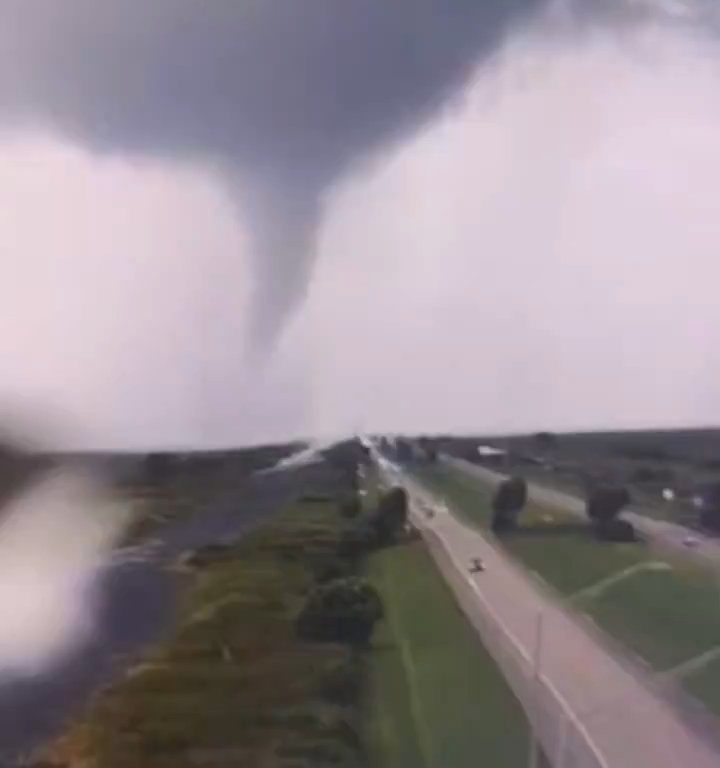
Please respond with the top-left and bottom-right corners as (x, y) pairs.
(0, 466), (132, 676)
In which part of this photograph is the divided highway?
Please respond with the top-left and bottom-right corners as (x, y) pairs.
(444, 455), (720, 566)
(374, 454), (720, 768)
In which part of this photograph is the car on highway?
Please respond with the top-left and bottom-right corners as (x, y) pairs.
(683, 536), (700, 548)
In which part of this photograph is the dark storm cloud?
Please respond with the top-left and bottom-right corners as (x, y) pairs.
(0, 0), (544, 342)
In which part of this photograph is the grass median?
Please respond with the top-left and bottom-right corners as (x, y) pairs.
(414, 463), (720, 715)
(365, 540), (532, 768)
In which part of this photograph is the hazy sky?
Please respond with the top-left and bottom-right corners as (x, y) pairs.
(3, 0), (720, 447)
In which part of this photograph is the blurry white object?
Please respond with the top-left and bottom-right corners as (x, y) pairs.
(0, 466), (133, 676)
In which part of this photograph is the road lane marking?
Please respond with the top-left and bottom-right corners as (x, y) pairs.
(395, 469), (609, 768)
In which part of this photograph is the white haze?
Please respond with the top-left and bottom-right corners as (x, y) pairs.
(0, 466), (132, 676)
(2, 9), (720, 446)
(309, 18), (720, 436)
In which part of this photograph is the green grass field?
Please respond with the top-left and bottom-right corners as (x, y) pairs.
(365, 540), (531, 768)
(414, 464), (720, 714)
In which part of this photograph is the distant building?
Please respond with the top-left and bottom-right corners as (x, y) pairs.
(476, 445), (508, 466)
(477, 445), (506, 457)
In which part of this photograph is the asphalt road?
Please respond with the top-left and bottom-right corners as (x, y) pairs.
(444, 456), (720, 566)
(376, 455), (720, 768)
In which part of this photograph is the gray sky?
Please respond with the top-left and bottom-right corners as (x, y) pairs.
(0, 0), (536, 347)
(2, 1), (720, 447)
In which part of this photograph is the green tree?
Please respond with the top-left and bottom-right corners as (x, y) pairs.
(370, 486), (408, 543)
(586, 486), (631, 524)
(491, 476), (527, 532)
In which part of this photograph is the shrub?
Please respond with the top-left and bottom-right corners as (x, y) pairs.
(296, 578), (383, 647)
(586, 486), (631, 523)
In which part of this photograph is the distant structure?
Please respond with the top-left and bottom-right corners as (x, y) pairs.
(477, 445), (505, 457)
(476, 445), (508, 467)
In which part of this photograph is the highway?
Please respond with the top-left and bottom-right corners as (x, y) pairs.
(444, 455), (720, 566)
(375, 454), (720, 768)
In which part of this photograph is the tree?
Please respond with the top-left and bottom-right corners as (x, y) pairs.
(586, 486), (631, 524)
(491, 476), (527, 532)
(296, 578), (383, 646)
(370, 486), (408, 543)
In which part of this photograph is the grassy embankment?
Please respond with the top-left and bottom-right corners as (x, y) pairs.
(414, 463), (720, 714)
(34, 499), (368, 768)
(34, 471), (534, 768)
